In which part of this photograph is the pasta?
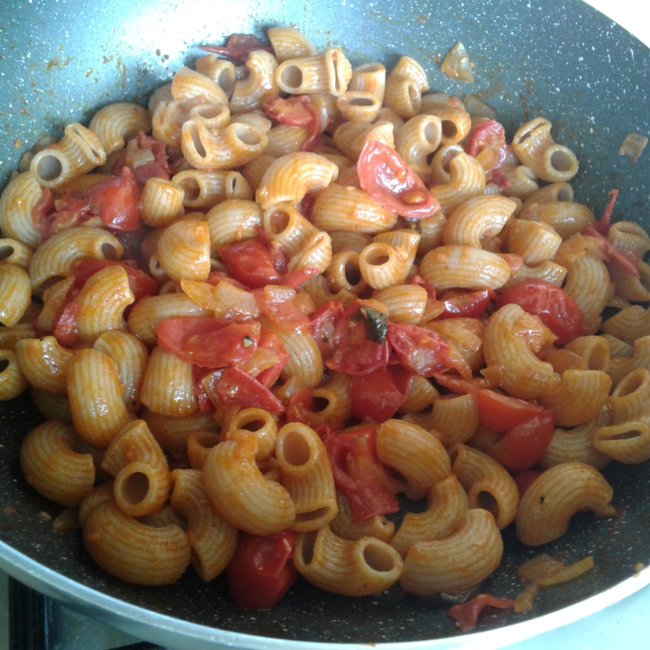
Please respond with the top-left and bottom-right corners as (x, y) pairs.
(1, 25), (645, 622)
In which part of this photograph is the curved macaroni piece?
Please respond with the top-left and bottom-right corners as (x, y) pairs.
(0, 237), (33, 268)
(419, 245), (512, 291)
(88, 102), (152, 155)
(332, 120), (394, 160)
(287, 231), (332, 276)
(15, 335), (73, 395)
(203, 433), (295, 535)
(275, 48), (352, 96)
(483, 304), (560, 400)
(194, 55), (237, 98)
(0, 263), (31, 326)
(224, 406), (278, 460)
(383, 56), (429, 118)
(443, 195), (517, 248)
(256, 152), (339, 210)
(101, 419), (170, 518)
(28, 226), (123, 293)
(330, 492), (394, 543)
(506, 219), (562, 265)
(140, 178), (185, 227)
(0, 350), (28, 400)
(398, 375), (439, 414)
(263, 203), (319, 257)
(265, 124), (311, 156)
(603, 305), (650, 346)
(275, 422), (338, 531)
(273, 326), (324, 388)
(171, 65), (228, 105)
(140, 346), (197, 417)
(429, 148), (486, 213)
(20, 420), (95, 506)
(373, 284), (427, 324)
(83, 499), (191, 586)
(186, 432), (221, 470)
(563, 255), (612, 333)
(30, 388), (72, 423)
(516, 462), (615, 546)
(0, 171), (46, 247)
(336, 91), (382, 122)
(172, 169), (251, 211)
(421, 104), (471, 147)
(376, 419), (451, 500)
(593, 419), (650, 464)
(452, 444), (519, 529)
(29, 123), (107, 188)
(206, 199), (261, 250)
(230, 50), (279, 113)
(157, 217), (211, 283)
(512, 117), (579, 182)
(390, 474), (469, 557)
(518, 200), (594, 239)
(294, 525), (403, 596)
(359, 241), (411, 290)
(170, 469), (238, 582)
(0, 322), (37, 350)
(268, 26), (316, 62)
(67, 348), (131, 448)
(504, 260), (567, 288)
(400, 509), (503, 596)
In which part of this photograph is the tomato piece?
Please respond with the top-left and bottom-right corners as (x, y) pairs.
(282, 266), (320, 289)
(584, 225), (640, 278)
(220, 238), (283, 288)
(241, 331), (289, 388)
(200, 34), (272, 63)
(387, 322), (456, 377)
(592, 188), (619, 235)
(325, 427), (399, 523)
(88, 166), (141, 231)
(156, 317), (260, 369)
(512, 469), (543, 496)
(464, 119), (508, 172)
(191, 365), (214, 413)
(112, 133), (170, 184)
(46, 197), (94, 235)
(448, 593), (515, 632)
(263, 95), (321, 150)
(437, 289), (495, 319)
(349, 367), (410, 423)
(52, 299), (81, 348)
(31, 186), (55, 238)
(495, 280), (585, 346)
(204, 366), (285, 414)
(226, 532), (297, 609)
(254, 286), (311, 330)
(487, 410), (555, 472)
(71, 259), (158, 301)
(326, 319), (390, 375)
(476, 389), (545, 433)
(357, 141), (440, 219)
(311, 301), (346, 357)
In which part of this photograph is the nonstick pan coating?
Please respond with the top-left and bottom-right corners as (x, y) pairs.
(1, 1), (649, 647)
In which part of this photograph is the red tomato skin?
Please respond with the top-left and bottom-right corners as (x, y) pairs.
(448, 593), (515, 632)
(438, 289), (495, 319)
(324, 427), (399, 523)
(88, 167), (141, 231)
(357, 141), (440, 219)
(220, 238), (283, 288)
(52, 299), (81, 348)
(464, 120), (507, 168)
(487, 410), (555, 472)
(349, 367), (409, 423)
(227, 532), (297, 609)
(387, 322), (455, 377)
(201, 34), (273, 63)
(476, 389), (545, 433)
(204, 366), (285, 414)
(495, 280), (585, 346)
(156, 317), (259, 369)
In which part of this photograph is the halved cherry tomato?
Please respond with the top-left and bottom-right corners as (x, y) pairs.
(387, 322), (455, 376)
(349, 366), (410, 423)
(448, 593), (515, 632)
(71, 259), (158, 301)
(200, 34), (272, 63)
(220, 238), (283, 288)
(226, 532), (297, 609)
(357, 140), (440, 219)
(324, 427), (399, 523)
(88, 166), (141, 231)
(156, 317), (260, 369)
(203, 366), (285, 414)
(495, 279), (585, 346)
(486, 410), (555, 472)
(437, 289), (495, 319)
(476, 389), (546, 433)
(263, 95), (321, 150)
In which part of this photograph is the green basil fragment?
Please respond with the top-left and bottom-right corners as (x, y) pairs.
(361, 307), (388, 343)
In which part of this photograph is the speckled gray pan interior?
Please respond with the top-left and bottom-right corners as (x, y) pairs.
(1, 1), (649, 648)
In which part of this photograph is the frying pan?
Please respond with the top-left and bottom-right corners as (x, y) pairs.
(1, 0), (649, 647)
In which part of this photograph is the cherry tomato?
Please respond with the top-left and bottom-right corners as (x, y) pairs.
(495, 280), (585, 346)
(220, 238), (283, 288)
(387, 322), (455, 376)
(448, 593), (515, 632)
(357, 141), (440, 219)
(476, 389), (546, 433)
(200, 34), (273, 63)
(203, 366), (285, 414)
(324, 427), (399, 523)
(226, 532), (297, 609)
(88, 166), (141, 231)
(349, 366), (410, 423)
(263, 95), (321, 150)
(156, 317), (260, 369)
(437, 289), (495, 319)
(486, 410), (555, 472)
